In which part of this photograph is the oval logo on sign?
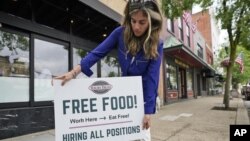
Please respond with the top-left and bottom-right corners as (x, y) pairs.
(88, 81), (112, 94)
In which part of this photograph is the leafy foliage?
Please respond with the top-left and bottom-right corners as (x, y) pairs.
(0, 31), (29, 52)
(232, 46), (250, 86)
(161, 0), (212, 19)
(76, 48), (88, 58)
(104, 56), (119, 67)
(216, 0), (250, 48)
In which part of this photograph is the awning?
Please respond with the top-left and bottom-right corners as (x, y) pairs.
(164, 36), (206, 67)
(214, 73), (225, 82)
(163, 36), (215, 74)
(79, 0), (122, 22)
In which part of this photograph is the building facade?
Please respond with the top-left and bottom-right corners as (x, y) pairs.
(161, 13), (215, 103)
(192, 8), (220, 62)
(0, 0), (216, 139)
(0, 0), (124, 139)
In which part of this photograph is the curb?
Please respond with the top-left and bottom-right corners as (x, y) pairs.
(236, 98), (250, 124)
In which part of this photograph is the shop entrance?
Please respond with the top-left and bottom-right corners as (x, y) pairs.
(179, 68), (187, 98)
(197, 74), (201, 96)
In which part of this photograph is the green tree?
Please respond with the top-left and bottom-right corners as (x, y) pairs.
(232, 46), (250, 87)
(161, 0), (250, 109)
(219, 46), (250, 88)
(213, 45), (228, 74)
(75, 48), (88, 58)
(161, 0), (212, 19)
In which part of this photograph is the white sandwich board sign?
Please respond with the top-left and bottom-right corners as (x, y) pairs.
(53, 76), (144, 141)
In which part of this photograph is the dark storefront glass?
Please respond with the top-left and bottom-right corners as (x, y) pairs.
(0, 0), (123, 138)
(0, 29), (30, 103)
(166, 63), (177, 90)
(34, 38), (68, 101)
(73, 47), (97, 78)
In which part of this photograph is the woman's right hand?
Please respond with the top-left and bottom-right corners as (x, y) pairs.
(51, 71), (75, 86)
(51, 65), (80, 86)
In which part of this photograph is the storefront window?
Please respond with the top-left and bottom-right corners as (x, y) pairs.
(73, 48), (97, 78)
(101, 56), (120, 77)
(0, 29), (30, 103)
(34, 38), (68, 101)
(187, 69), (193, 90)
(166, 63), (177, 90)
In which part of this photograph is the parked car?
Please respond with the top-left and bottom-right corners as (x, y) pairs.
(241, 85), (250, 100)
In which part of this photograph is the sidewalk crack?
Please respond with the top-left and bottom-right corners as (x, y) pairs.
(164, 123), (191, 141)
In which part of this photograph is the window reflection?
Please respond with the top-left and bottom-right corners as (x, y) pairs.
(73, 48), (97, 78)
(34, 38), (68, 101)
(0, 29), (29, 102)
(197, 44), (203, 59)
(166, 63), (177, 90)
(101, 56), (120, 77)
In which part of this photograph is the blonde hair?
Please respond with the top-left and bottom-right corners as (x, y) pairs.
(122, 0), (163, 59)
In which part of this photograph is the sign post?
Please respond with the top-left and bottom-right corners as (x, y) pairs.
(53, 76), (144, 141)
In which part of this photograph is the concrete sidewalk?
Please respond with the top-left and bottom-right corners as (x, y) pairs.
(151, 95), (249, 141)
(1, 95), (249, 141)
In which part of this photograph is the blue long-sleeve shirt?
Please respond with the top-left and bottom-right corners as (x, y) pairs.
(80, 26), (163, 114)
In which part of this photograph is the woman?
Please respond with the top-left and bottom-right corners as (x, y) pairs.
(54, 0), (163, 140)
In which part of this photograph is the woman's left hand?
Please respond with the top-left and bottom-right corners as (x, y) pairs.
(143, 114), (151, 129)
